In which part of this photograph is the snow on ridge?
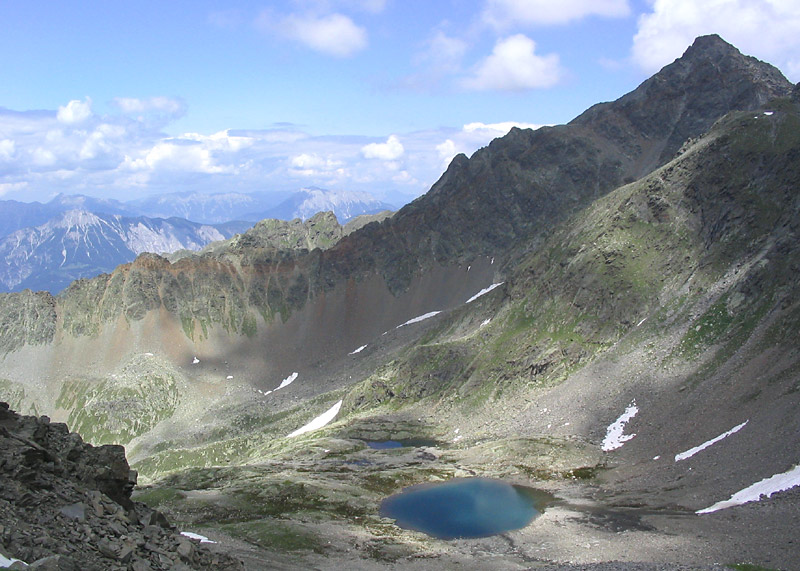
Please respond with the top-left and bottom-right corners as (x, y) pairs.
(675, 420), (749, 462)
(287, 400), (343, 438)
(349, 344), (367, 355)
(601, 400), (639, 451)
(465, 282), (504, 304)
(697, 464), (800, 514)
(396, 311), (441, 329)
(275, 372), (298, 390)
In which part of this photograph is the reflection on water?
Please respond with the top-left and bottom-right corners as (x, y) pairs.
(380, 477), (550, 539)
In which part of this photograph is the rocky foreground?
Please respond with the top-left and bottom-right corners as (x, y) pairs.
(0, 402), (242, 570)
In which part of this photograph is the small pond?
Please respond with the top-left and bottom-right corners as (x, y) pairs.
(364, 438), (438, 449)
(379, 477), (550, 539)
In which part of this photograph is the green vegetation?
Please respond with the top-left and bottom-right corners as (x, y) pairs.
(217, 519), (323, 553)
(55, 356), (179, 446)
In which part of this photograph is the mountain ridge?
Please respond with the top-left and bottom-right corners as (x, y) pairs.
(1, 35), (799, 569)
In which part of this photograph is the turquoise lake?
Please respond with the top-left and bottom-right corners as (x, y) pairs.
(379, 477), (550, 539)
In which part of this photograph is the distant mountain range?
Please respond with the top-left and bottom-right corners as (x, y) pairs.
(0, 187), (396, 293)
(0, 210), (250, 293)
(0, 187), (397, 237)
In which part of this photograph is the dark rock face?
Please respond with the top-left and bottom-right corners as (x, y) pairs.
(0, 402), (242, 570)
(572, 34), (792, 175)
(318, 36), (793, 295)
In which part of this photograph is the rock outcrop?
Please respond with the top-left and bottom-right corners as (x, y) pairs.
(0, 402), (242, 570)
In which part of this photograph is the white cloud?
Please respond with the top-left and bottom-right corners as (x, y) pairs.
(362, 134), (404, 160)
(114, 96), (185, 115)
(632, 0), (800, 80)
(56, 98), (92, 124)
(181, 130), (254, 153)
(422, 31), (469, 72)
(0, 96), (557, 204)
(282, 12), (368, 57)
(436, 139), (458, 166)
(463, 121), (545, 133)
(0, 181), (27, 197)
(289, 152), (347, 178)
(462, 35), (562, 91)
(483, 0), (631, 28)
(0, 139), (15, 161)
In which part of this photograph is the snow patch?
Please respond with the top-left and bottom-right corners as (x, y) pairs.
(764, 111), (774, 116)
(181, 531), (216, 544)
(275, 372), (298, 391)
(697, 464), (800, 514)
(466, 282), (504, 303)
(601, 400), (639, 451)
(1, 554), (26, 568)
(397, 311), (441, 328)
(480, 318), (491, 328)
(349, 344), (367, 355)
(287, 400), (343, 438)
(192, 357), (199, 364)
(675, 420), (748, 462)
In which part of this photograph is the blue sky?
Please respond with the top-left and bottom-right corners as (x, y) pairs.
(1, 0), (799, 206)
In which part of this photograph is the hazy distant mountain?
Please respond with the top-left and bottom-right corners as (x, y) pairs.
(0, 189), (396, 236)
(125, 191), (291, 224)
(0, 209), (249, 293)
(255, 187), (395, 222)
(0, 194), (135, 238)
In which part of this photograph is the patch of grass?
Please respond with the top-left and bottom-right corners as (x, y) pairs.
(217, 519), (324, 553)
(676, 295), (734, 358)
(132, 486), (185, 507)
(727, 564), (782, 571)
(564, 466), (600, 480)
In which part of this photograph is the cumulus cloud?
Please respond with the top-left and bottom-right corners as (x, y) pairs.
(0, 96), (553, 204)
(632, 0), (800, 79)
(275, 12), (368, 57)
(361, 135), (405, 160)
(56, 98), (92, 124)
(436, 139), (458, 165)
(289, 152), (347, 178)
(482, 0), (631, 28)
(125, 140), (231, 174)
(462, 34), (562, 91)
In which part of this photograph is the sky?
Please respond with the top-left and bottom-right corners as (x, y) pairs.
(1, 0), (799, 206)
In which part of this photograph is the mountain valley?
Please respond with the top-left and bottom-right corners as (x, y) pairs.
(2, 35), (800, 570)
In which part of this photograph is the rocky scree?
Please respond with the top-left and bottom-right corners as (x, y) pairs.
(0, 402), (242, 570)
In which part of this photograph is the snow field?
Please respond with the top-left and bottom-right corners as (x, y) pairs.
(287, 400), (343, 438)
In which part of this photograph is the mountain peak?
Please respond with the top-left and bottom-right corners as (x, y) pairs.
(682, 33), (734, 56)
(569, 34), (792, 177)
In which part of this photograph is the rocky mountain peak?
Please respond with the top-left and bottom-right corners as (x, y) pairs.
(570, 34), (793, 177)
